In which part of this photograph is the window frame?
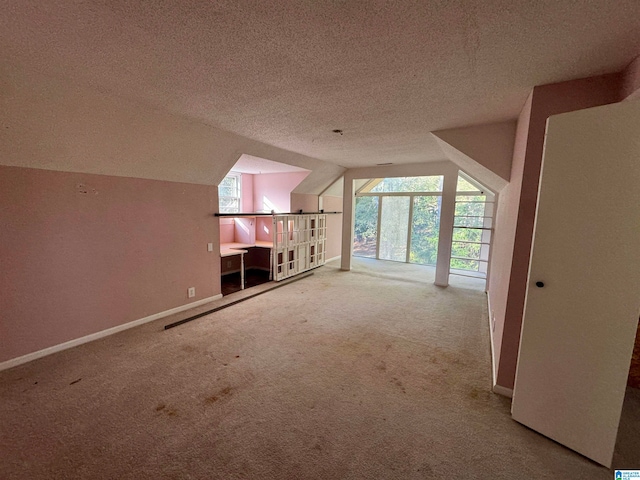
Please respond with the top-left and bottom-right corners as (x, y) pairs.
(354, 175), (445, 266)
(218, 172), (242, 214)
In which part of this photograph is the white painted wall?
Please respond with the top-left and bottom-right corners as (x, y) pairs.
(431, 120), (516, 191)
(512, 100), (640, 467)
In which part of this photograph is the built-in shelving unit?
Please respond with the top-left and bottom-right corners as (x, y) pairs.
(217, 212), (330, 286)
(273, 214), (327, 281)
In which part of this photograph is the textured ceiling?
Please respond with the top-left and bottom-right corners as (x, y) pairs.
(233, 154), (310, 175)
(1, 1), (640, 168)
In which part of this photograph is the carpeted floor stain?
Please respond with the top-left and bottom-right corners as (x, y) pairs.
(155, 403), (178, 417)
(0, 259), (635, 479)
(205, 386), (233, 405)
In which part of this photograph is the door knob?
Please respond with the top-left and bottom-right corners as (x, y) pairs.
(535, 281), (544, 288)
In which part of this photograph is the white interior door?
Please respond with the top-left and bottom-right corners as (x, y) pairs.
(512, 100), (640, 467)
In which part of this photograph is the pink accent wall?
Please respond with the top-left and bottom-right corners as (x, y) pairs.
(0, 165), (220, 363)
(488, 92), (532, 371)
(489, 73), (623, 389)
(219, 219), (235, 243)
(219, 172), (309, 244)
(255, 217), (273, 242)
(321, 196), (343, 260)
(217, 172), (309, 245)
(253, 172), (309, 213)
(234, 217), (256, 245)
(241, 173), (254, 212)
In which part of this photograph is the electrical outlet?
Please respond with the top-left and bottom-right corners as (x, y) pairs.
(207, 242), (213, 252)
(188, 287), (196, 298)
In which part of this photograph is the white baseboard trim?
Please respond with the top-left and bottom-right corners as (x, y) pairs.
(325, 255), (341, 263)
(486, 293), (513, 398)
(0, 294), (222, 372)
(492, 384), (514, 398)
(487, 292), (498, 388)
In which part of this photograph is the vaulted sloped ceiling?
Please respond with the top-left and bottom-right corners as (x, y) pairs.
(1, 1), (640, 168)
(432, 121), (517, 192)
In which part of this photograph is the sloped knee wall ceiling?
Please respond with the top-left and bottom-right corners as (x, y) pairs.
(431, 120), (516, 192)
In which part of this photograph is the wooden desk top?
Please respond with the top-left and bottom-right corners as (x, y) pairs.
(220, 242), (253, 250)
(220, 241), (273, 255)
(220, 248), (248, 257)
(254, 240), (274, 248)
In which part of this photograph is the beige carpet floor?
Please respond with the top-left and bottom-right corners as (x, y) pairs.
(0, 258), (637, 479)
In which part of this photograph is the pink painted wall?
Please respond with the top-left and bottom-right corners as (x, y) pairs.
(219, 172), (309, 244)
(219, 219), (235, 243)
(234, 217), (257, 245)
(253, 172), (309, 213)
(0, 165), (219, 363)
(490, 73), (622, 390)
(255, 217), (273, 242)
(321, 196), (343, 260)
(487, 92), (532, 374)
(241, 173), (254, 212)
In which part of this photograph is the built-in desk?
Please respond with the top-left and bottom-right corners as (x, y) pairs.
(220, 242), (274, 290)
(220, 242), (253, 251)
(220, 244), (248, 290)
(218, 213), (327, 282)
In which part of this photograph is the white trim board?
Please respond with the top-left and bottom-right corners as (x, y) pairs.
(487, 292), (498, 387)
(493, 384), (514, 398)
(487, 292), (513, 398)
(0, 294), (222, 372)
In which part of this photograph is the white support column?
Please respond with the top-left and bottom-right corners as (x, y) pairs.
(340, 177), (355, 271)
(405, 195), (415, 263)
(375, 196), (382, 260)
(434, 170), (457, 286)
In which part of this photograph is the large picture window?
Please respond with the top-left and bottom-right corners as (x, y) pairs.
(219, 173), (241, 213)
(353, 176), (443, 266)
